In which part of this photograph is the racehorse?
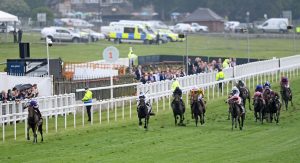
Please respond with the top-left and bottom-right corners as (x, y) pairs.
(171, 93), (185, 126)
(253, 93), (265, 124)
(239, 87), (251, 111)
(191, 93), (205, 126)
(267, 92), (281, 124)
(137, 97), (151, 129)
(24, 103), (43, 143)
(281, 86), (293, 111)
(227, 98), (245, 130)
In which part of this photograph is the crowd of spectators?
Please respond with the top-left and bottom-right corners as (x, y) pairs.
(0, 84), (39, 103)
(133, 57), (236, 84)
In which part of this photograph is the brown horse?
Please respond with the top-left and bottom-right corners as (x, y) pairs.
(280, 86), (293, 111)
(267, 92), (281, 124)
(227, 97), (245, 130)
(24, 103), (43, 143)
(137, 97), (150, 129)
(191, 93), (205, 126)
(239, 87), (251, 111)
(253, 94), (266, 124)
(171, 93), (185, 126)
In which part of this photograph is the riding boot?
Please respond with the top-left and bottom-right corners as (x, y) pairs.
(241, 105), (245, 114)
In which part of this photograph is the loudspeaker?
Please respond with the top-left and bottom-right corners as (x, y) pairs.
(19, 43), (30, 59)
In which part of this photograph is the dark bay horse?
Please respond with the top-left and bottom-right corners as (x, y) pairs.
(253, 93), (265, 124)
(137, 97), (150, 129)
(171, 93), (185, 126)
(227, 98), (245, 130)
(239, 87), (251, 111)
(24, 104), (43, 143)
(191, 93), (205, 126)
(280, 86), (293, 111)
(267, 92), (281, 124)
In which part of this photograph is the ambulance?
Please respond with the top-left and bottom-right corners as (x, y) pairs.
(108, 22), (156, 44)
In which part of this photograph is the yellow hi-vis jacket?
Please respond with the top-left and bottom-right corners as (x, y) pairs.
(216, 71), (225, 81)
(222, 59), (230, 69)
(128, 50), (137, 59)
(82, 90), (93, 104)
(171, 80), (181, 91)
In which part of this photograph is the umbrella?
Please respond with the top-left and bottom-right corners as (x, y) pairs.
(171, 12), (181, 16)
(19, 84), (33, 91)
(14, 84), (22, 90)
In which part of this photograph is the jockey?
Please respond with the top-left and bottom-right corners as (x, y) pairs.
(280, 76), (289, 88)
(190, 87), (206, 110)
(137, 92), (153, 115)
(227, 86), (245, 114)
(255, 84), (263, 93)
(263, 81), (280, 103)
(263, 81), (271, 90)
(236, 79), (246, 90)
(253, 84), (265, 104)
(27, 100), (42, 120)
(171, 78), (185, 110)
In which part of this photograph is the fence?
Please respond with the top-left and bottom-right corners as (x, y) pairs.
(1, 55), (300, 142)
(53, 74), (136, 100)
(137, 56), (299, 95)
(0, 93), (75, 124)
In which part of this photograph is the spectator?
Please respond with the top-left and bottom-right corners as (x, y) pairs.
(0, 90), (8, 103)
(135, 65), (143, 81)
(149, 71), (156, 82)
(187, 58), (193, 75)
(160, 71), (166, 81)
(154, 70), (160, 82)
(31, 84), (39, 97)
(82, 87), (93, 122)
(231, 58), (237, 67)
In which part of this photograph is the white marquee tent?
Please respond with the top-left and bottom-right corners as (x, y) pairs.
(0, 10), (18, 22)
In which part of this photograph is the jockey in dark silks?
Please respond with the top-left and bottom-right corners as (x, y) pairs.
(280, 76), (292, 96)
(253, 84), (265, 105)
(25, 100), (42, 121)
(171, 78), (185, 109)
(263, 81), (280, 103)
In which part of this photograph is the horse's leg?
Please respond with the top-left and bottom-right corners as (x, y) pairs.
(227, 108), (230, 120)
(238, 117), (242, 130)
(195, 113), (198, 127)
(231, 116), (234, 130)
(174, 114), (177, 126)
(235, 117), (238, 128)
(248, 97), (251, 111)
(33, 125), (37, 143)
(27, 124), (30, 140)
(254, 110), (258, 122)
(39, 124), (43, 142)
(200, 112), (204, 125)
(144, 116), (147, 129)
(139, 118), (142, 126)
(285, 100), (288, 111)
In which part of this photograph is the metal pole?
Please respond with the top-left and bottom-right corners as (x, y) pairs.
(247, 30), (250, 63)
(186, 34), (188, 75)
(110, 63), (113, 100)
(46, 41), (50, 76)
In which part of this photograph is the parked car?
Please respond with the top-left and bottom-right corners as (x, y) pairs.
(191, 23), (209, 32)
(41, 27), (81, 43)
(234, 23), (248, 33)
(224, 21), (240, 32)
(81, 29), (106, 41)
(173, 23), (192, 33)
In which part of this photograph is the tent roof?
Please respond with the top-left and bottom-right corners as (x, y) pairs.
(0, 10), (18, 22)
(182, 8), (224, 22)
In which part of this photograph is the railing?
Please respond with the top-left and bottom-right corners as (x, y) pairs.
(0, 93), (76, 124)
(1, 55), (300, 142)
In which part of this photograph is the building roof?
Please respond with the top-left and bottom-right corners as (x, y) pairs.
(183, 8), (224, 22)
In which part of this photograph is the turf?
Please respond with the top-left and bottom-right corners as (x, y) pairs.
(0, 74), (299, 163)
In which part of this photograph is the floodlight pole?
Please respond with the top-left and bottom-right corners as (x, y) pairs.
(186, 33), (188, 75)
(246, 11), (250, 63)
(46, 40), (50, 76)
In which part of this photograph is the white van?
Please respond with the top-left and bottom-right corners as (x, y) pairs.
(257, 18), (289, 33)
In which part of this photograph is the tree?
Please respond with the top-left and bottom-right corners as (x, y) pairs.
(0, 0), (30, 17)
(24, 0), (47, 9)
(31, 7), (54, 25)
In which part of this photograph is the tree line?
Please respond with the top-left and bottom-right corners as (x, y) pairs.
(131, 0), (300, 22)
